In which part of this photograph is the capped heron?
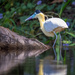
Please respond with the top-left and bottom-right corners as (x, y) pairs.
(25, 10), (68, 59)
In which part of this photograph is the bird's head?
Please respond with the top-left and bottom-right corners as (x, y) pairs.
(25, 10), (44, 21)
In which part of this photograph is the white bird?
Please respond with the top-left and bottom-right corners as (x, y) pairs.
(25, 10), (68, 59)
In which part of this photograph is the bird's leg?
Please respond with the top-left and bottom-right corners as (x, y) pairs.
(53, 32), (57, 48)
(52, 31), (57, 60)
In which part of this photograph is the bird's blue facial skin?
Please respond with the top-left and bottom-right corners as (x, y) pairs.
(32, 12), (37, 18)
(25, 10), (41, 21)
(25, 12), (37, 21)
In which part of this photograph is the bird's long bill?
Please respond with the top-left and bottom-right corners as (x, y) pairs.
(25, 14), (34, 21)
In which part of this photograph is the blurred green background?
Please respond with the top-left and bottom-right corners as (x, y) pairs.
(0, 0), (75, 45)
(0, 0), (75, 75)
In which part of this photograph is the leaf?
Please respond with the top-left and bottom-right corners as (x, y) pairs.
(35, 4), (46, 10)
(10, 19), (16, 26)
(56, 34), (60, 61)
(46, 4), (56, 11)
(66, 32), (75, 38)
(22, 5), (26, 10)
(27, 3), (35, 9)
(59, 0), (71, 17)
(11, 8), (15, 12)
(69, 43), (75, 46)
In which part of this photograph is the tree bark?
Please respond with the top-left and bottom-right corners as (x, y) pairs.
(0, 26), (50, 74)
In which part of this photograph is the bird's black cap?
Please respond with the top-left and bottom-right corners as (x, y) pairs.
(35, 10), (41, 14)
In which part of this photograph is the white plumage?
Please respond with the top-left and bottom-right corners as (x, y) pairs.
(25, 10), (68, 59)
(41, 18), (68, 37)
(44, 18), (68, 32)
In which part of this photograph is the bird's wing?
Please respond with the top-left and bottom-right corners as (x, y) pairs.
(44, 18), (68, 32)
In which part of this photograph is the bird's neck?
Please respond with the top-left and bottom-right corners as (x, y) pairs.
(38, 13), (45, 28)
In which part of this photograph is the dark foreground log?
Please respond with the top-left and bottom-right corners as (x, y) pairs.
(0, 26), (50, 74)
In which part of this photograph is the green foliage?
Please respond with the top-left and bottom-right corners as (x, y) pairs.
(0, 0), (75, 61)
(70, 43), (75, 46)
(59, 0), (71, 17)
(0, 1), (75, 75)
(36, 4), (46, 10)
(56, 34), (60, 61)
(66, 32), (75, 38)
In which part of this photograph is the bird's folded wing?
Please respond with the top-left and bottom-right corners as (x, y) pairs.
(44, 18), (68, 32)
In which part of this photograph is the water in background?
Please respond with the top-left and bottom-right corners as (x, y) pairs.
(0, 46), (75, 75)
